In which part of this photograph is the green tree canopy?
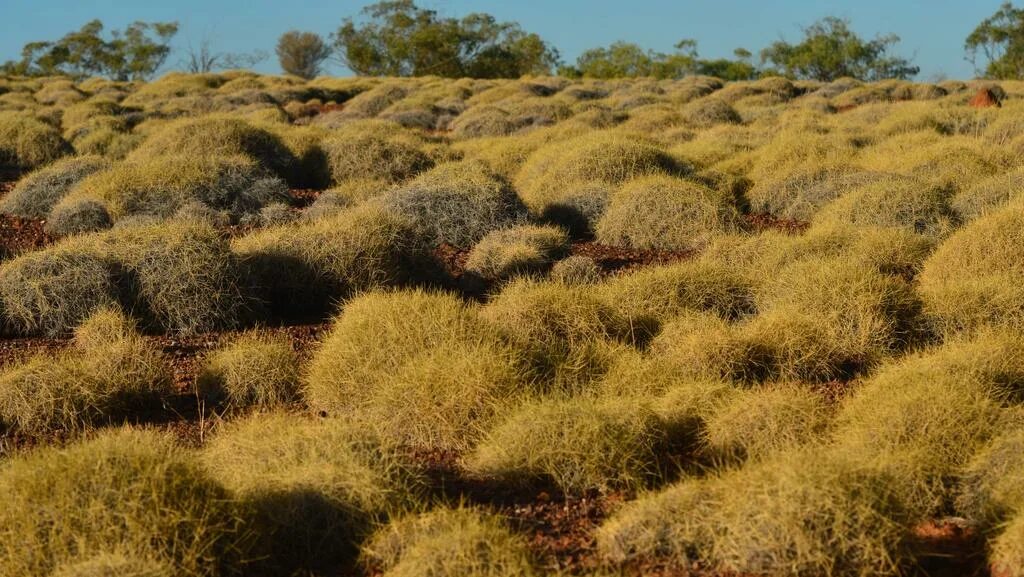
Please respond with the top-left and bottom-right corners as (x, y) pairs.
(566, 40), (756, 81)
(333, 0), (560, 78)
(966, 2), (1024, 79)
(760, 17), (918, 81)
(1, 20), (178, 80)
(276, 30), (332, 79)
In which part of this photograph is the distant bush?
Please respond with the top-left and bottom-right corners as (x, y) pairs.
(381, 160), (528, 248)
(917, 203), (1024, 336)
(0, 155), (109, 218)
(0, 110), (71, 168)
(201, 412), (425, 574)
(465, 224), (569, 281)
(595, 175), (742, 251)
(467, 396), (680, 493)
(0, 308), (169, 436)
(362, 507), (536, 577)
(197, 331), (300, 409)
(304, 290), (532, 452)
(0, 429), (247, 576)
(233, 203), (434, 318)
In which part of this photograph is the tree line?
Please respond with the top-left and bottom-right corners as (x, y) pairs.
(5, 1), (1024, 82)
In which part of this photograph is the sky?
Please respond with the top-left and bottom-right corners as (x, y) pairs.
(0, 0), (1011, 80)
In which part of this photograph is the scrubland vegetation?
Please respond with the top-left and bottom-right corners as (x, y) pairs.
(2, 68), (1024, 577)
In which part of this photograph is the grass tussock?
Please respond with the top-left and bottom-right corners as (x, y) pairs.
(957, 427), (1024, 529)
(380, 160), (528, 248)
(550, 255), (602, 284)
(466, 396), (682, 493)
(0, 110), (71, 168)
(304, 290), (532, 452)
(201, 412), (425, 574)
(813, 173), (957, 237)
(0, 155), (110, 218)
(917, 202), (1024, 336)
(0, 428), (248, 576)
(595, 175), (742, 251)
(362, 507), (536, 577)
(321, 120), (436, 186)
(197, 331), (300, 409)
(0, 308), (169, 436)
(51, 553), (173, 577)
(465, 224), (569, 281)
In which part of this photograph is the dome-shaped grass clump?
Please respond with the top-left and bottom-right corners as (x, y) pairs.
(321, 120), (435, 186)
(0, 428), (248, 576)
(595, 175), (742, 251)
(0, 155), (110, 218)
(958, 427), (1024, 529)
(465, 224), (569, 281)
(362, 507), (537, 577)
(681, 97), (742, 128)
(57, 154), (288, 223)
(380, 160), (528, 248)
(550, 255), (602, 284)
(51, 553), (173, 577)
(304, 290), (532, 452)
(813, 173), (957, 237)
(0, 110), (72, 168)
(515, 132), (686, 232)
(201, 412), (425, 575)
(917, 202), (1024, 336)
(197, 330), (300, 409)
(952, 167), (1024, 222)
(0, 308), (169, 436)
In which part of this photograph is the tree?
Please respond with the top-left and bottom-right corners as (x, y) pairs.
(181, 36), (268, 73)
(760, 17), (918, 81)
(566, 39), (756, 80)
(332, 0), (559, 78)
(1, 20), (178, 80)
(276, 31), (332, 79)
(966, 2), (1024, 79)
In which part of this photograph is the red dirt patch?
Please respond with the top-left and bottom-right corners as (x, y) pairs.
(744, 213), (809, 234)
(0, 214), (53, 259)
(572, 241), (695, 274)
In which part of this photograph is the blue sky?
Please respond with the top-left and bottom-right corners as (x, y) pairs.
(0, 0), (1011, 80)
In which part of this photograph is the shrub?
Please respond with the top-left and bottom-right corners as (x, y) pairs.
(957, 427), (1024, 529)
(0, 429), (247, 576)
(482, 279), (653, 389)
(595, 175), (742, 251)
(321, 120), (435, 185)
(197, 331), (300, 409)
(362, 507), (536, 577)
(0, 308), (169, 436)
(381, 160), (528, 248)
(128, 115), (299, 183)
(515, 132), (685, 226)
(60, 154), (288, 221)
(201, 412), (425, 574)
(468, 396), (684, 493)
(597, 449), (918, 576)
(233, 203), (434, 318)
(465, 224), (569, 281)
(550, 255), (601, 284)
(917, 203), (1024, 336)
(952, 167), (1024, 222)
(51, 553), (173, 577)
(813, 173), (956, 237)
(0, 110), (71, 168)
(304, 290), (532, 452)
(702, 384), (831, 463)
(45, 197), (114, 237)
(0, 155), (109, 218)
(598, 260), (756, 322)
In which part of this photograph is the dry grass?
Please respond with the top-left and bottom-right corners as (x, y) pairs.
(465, 224), (569, 281)
(813, 173), (957, 237)
(0, 110), (71, 168)
(957, 427), (1024, 530)
(321, 120), (436, 185)
(0, 428), (249, 576)
(550, 255), (602, 284)
(362, 507), (536, 577)
(0, 155), (110, 218)
(51, 553), (173, 577)
(917, 202), (1024, 336)
(304, 290), (533, 452)
(197, 331), (300, 409)
(201, 412), (425, 574)
(952, 167), (1024, 221)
